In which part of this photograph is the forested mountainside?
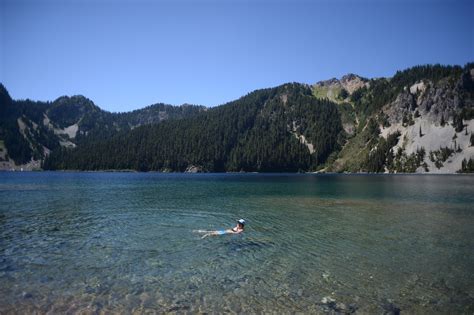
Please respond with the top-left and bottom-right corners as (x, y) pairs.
(1, 63), (473, 173)
(43, 84), (343, 172)
(0, 86), (204, 170)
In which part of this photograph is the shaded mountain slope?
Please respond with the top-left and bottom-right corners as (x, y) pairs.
(0, 86), (204, 170)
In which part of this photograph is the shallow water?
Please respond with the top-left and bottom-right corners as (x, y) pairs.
(0, 172), (473, 313)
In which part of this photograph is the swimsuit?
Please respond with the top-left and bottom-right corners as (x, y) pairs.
(217, 230), (227, 235)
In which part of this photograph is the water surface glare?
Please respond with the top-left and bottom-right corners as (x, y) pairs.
(0, 173), (473, 313)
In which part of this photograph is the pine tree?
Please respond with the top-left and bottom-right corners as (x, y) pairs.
(452, 114), (464, 132)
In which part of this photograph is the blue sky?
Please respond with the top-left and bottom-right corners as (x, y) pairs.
(1, 0), (472, 112)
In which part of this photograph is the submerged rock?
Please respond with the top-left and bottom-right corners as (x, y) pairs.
(167, 304), (191, 312)
(320, 296), (358, 314)
(321, 296), (335, 304)
(382, 301), (401, 315)
(322, 272), (330, 280)
(21, 291), (33, 299)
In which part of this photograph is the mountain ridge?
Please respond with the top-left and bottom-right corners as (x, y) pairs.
(0, 86), (205, 169)
(1, 62), (473, 173)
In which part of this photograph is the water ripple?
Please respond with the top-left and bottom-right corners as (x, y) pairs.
(0, 173), (473, 313)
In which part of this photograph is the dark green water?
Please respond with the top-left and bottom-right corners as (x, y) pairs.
(0, 173), (473, 313)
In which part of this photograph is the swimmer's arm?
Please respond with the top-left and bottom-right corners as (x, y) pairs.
(226, 228), (242, 234)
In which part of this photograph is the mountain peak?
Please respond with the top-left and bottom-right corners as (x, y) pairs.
(0, 83), (13, 106)
(313, 73), (368, 101)
(53, 94), (95, 106)
(340, 73), (368, 94)
(341, 73), (366, 83)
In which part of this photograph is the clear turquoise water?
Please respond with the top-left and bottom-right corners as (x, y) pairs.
(0, 173), (473, 313)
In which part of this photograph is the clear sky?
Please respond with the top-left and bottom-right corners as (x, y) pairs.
(1, 0), (472, 112)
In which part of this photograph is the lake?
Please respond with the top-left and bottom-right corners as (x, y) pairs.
(0, 172), (473, 313)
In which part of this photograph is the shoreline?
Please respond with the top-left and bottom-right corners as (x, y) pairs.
(0, 169), (472, 175)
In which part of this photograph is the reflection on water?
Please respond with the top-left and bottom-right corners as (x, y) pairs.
(0, 173), (473, 313)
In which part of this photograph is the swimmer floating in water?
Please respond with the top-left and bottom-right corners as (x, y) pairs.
(196, 219), (245, 239)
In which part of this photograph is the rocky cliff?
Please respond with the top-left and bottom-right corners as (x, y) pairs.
(327, 64), (474, 173)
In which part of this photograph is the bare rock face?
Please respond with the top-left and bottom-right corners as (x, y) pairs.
(417, 82), (461, 124)
(377, 69), (474, 174)
(340, 73), (369, 94)
(185, 165), (203, 173)
(314, 74), (368, 96)
(384, 73), (470, 126)
(315, 78), (339, 88)
(409, 81), (426, 94)
(384, 90), (416, 124)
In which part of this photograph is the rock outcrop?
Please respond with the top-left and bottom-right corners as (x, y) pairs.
(185, 165), (203, 173)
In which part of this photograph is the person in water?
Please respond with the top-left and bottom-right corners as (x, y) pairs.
(199, 219), (245, 238)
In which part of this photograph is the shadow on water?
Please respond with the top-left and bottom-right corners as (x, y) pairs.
(222, 236), (276, 253)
